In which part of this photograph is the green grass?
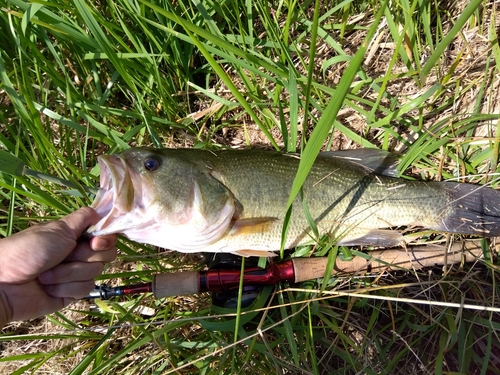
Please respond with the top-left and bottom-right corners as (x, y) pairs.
(1, 0), (500, 373)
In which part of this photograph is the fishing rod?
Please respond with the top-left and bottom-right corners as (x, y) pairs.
(83, 240), (488, 304)
(83, 256), (326, 301)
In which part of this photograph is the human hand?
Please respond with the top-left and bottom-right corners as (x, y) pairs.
(0, 207), (117, 327)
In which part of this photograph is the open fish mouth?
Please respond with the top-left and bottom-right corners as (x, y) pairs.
(89, 155), (140, 235)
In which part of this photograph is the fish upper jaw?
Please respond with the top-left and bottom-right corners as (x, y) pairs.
(89, 155), (148, 235)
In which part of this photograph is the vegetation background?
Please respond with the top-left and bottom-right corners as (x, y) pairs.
(1, 0), (500, 373)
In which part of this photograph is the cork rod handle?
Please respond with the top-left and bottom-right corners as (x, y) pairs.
(291, 240), (485, 283)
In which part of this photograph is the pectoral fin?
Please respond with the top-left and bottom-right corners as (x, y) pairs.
(229, 217), (280, 235)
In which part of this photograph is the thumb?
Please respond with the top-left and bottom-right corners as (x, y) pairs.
(57, 207), (101, 240)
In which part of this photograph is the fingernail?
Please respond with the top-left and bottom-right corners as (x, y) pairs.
(92, 238), (109, 251)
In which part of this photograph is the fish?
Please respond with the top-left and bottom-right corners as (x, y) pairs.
(89, 148), (500, 257)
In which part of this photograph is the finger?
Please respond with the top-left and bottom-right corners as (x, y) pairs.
(1, 282), (75, 322)
(44, 280), (96, 299)
(58, 207), (101, 239)
(0, 208), (104, 285)
(38, 262), (104, 285)
(64, 243), (117, 263)
(90, 234), (118, 251)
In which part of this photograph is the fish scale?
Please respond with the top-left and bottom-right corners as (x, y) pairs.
(202, 150), (450, 251)
(90, 148), (500, 256)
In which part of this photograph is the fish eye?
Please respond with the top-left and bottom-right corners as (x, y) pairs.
(144, 156), (160, 172)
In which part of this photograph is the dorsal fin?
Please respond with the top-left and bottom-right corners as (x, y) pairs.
(321, 149), (400, 178)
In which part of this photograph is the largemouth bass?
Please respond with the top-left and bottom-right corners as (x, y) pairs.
(89, 148), (500, 256)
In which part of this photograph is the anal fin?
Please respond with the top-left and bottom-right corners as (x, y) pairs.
(337, 229), (405, 247)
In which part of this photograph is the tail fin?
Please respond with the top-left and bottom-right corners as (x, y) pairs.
(435, 182), (500, 236)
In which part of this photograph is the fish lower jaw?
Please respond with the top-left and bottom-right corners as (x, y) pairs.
(107, 217), (229, 252)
